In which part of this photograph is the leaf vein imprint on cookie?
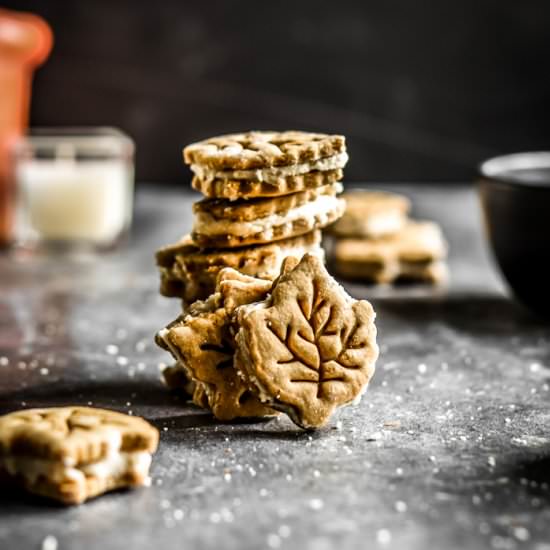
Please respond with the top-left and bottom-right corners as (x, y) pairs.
(267, 271), (362, 399)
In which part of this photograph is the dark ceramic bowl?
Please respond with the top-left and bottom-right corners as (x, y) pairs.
(478, 152), (550, 317)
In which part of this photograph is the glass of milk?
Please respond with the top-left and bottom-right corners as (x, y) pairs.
(13, 127), (135, 250)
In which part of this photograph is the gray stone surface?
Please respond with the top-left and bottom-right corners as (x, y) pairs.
(1, 184), (550, 550)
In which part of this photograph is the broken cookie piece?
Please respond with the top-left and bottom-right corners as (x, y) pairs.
(234, 254), (378, 429)
(0, 407), (158, 505)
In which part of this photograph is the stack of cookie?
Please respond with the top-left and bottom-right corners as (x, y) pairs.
(329, 190), (448, 284)
(157, 130), (348, 305)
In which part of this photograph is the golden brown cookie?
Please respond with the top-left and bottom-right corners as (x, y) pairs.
(234, 254), (378, 429)
(192, 183), (345, 248)
(192, 167), (344, 201)
(333, 220), (448, 284)
(329, 190), (410, 238)
(0, 407), (158, 505)
(157, 269), (276, 421)
(156, 230), (325, 303)
(184, 131), (346, 171)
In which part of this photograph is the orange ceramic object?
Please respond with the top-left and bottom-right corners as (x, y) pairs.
(0, 8), (52, 245)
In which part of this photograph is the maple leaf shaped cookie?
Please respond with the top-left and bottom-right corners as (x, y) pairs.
(234, 254), (378, 429)
(157, 268), (275, 421)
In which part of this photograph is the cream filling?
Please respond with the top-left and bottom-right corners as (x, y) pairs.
(191, 152), (348, 183)
(269, 241), (325, 267)
(194, 194), (343, 238)
(336, 211), (406, 238)
(235, 303), (273, 404)
(1, 451), (152, 485)
(158, 327), (187, 366)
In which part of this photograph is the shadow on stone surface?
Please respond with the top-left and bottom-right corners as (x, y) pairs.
(150, 413), (314, 438)
(0, 378), (188, 416)
(0, 480), (142, 514)
(511, 454), (550, 490)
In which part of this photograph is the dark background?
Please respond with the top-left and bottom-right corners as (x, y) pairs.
(4, 0), (550, 183)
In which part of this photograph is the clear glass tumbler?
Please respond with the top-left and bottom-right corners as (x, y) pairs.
(13, 127), (135, 251)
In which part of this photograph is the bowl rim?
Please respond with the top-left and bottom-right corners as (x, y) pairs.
(479, 151), (550, 189)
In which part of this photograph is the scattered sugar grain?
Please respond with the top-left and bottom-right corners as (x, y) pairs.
(530, 362), (542, 373)
(395, 500), (407, 512)
(42, 535), (58, 550)
(278, 525), (291, 538)
(209, 512), (221, 524)
(267, 534), (282, 548)
(309, 498), (324, 511)
(377, 529), (391, 545)
(513, 526), (530, 541)
(105, 344), (119, 355)
(135, 340), (147, 352)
